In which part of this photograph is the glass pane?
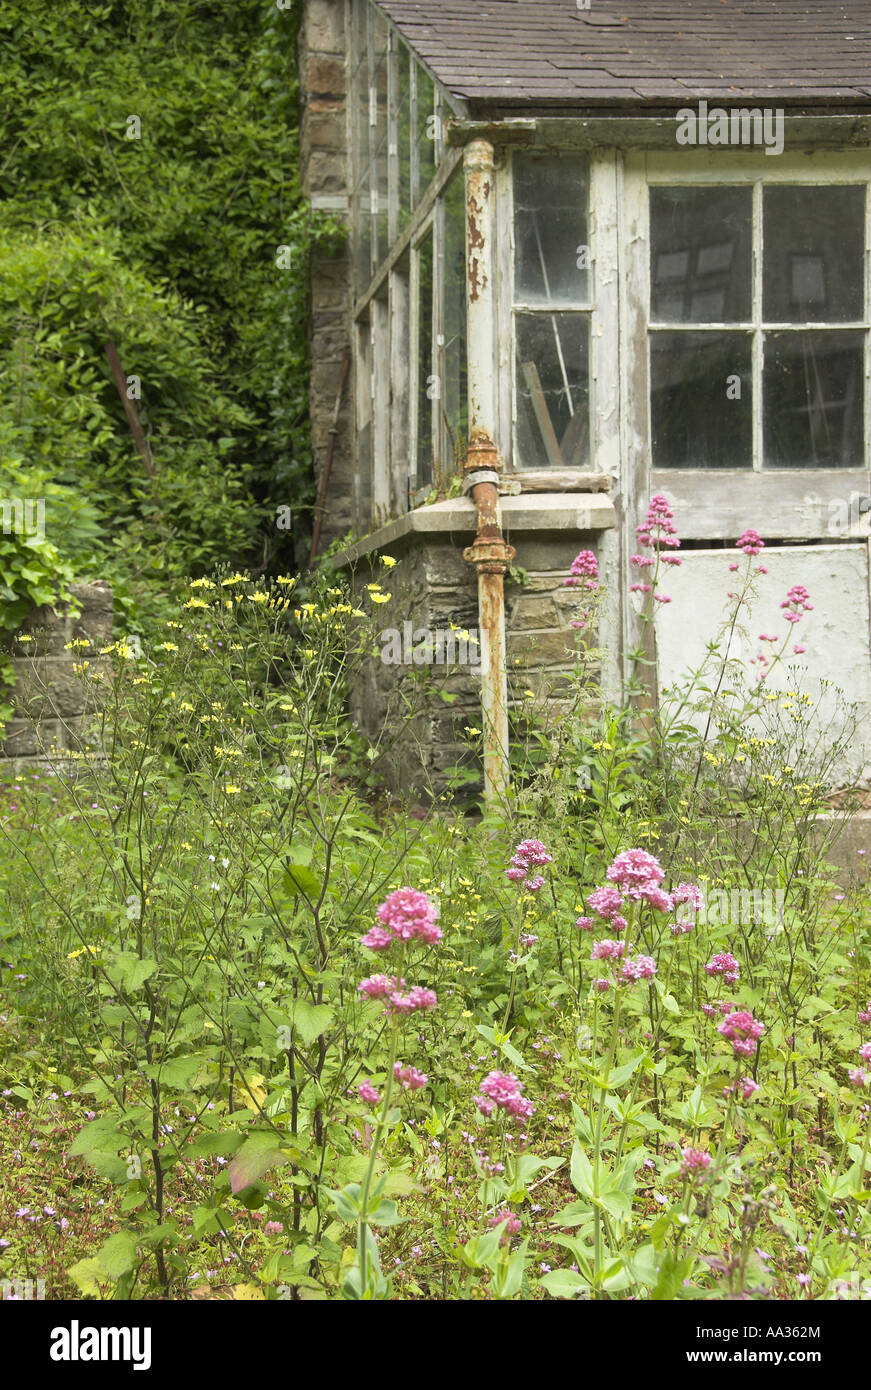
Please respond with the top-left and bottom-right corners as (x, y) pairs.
(374, 131), (389, 267)
(352, 0), (368, 77)
(763, 331), (864, 468)
(396, 43), (412, 236)
(355, 48), (370, 196)
(442, 173), (468, 471)
(514, 154), (589, 306)
(416, 230), (434, 487)
(763, 186), (865, 323)
(650, 331), (752, 468)
(515, 312), (589, 469)
(355, 171), (372, 291)
(650, 187), (752, 323)
(415, 66), (436, 201)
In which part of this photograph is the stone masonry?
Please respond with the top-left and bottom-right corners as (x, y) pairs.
(1, 582), (113, 767)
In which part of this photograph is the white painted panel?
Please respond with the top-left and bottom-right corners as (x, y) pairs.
(654, 544), (871, 781)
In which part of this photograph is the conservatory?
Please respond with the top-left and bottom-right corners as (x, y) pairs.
(300, 0), (871, 795)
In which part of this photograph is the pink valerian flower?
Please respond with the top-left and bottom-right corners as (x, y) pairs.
(609, 915), (628, 934)
(680, 1147), (713, 1180)
(793, 645), (806, 655)
(478, 1071), (534, 1118)
(394, 1062), (428, 1091)
(718, 1009), (765, 1057)
(594, 977), (611, 993)
(848, 1067), (869, 1088)
(654, 594), (672, 604)
(620, 955), (658, 983)
(781, 584), (813, 617)
(858, 1002), (871, 1026)
(636, 494), (680, 551)
(387, 985), (437, 1015)
(520, 933), (539, 948)
(488, 1209), (522, 1241)
(507, 839), (552, 891)
(373, 887), (441, 945)
(606, 848), (664, 892)
(673, 883), (703, 912)
(630, 583), (652, 594)
(476, 1096), (495, 1116)
(563, 549), (599, 590)
(630, 554), (654, 569)
(858, 1042), (871, 1063)
(586, 885), (624, 919)
(575, 916), (595, 932)
(670, 919), (695, 936)
(635, 882), (674, 912)
(736, 528), (765, 556)
(357, 1081), (380, 1105)
(702, 1003), (717, 1018)
(705, 952), (741, 985)
(360, 926), (395, 951)
(358, 974), (397, 999)
(724, 1077), (760, 1101)
(591, 938), (626, 961)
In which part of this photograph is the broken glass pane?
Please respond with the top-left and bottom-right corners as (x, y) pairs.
(650, 187), (752, 323)
(515, 312), (589, 468)
(650, 331), (752, 467)
(763, 186), (865, 323)
(514, 154), (589, 306)
(763, 331), (864, 468)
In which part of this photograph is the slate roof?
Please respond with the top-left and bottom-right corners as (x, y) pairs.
(376, 1), (871, 111)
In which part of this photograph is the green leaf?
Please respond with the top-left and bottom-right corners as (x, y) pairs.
(291, 999), (333, 1048)
(539, 1269), (589, 1299)
(67, 1258), (105, 1298)
(283, 864), (322, 898)
(570, 1140), (596, 1200)
(228, 1131), (290, 1195)
(96, 1232), (139, 1280)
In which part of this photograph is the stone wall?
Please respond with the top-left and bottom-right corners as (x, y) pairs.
(344, 531), (601, 796)
(300, 0), (354, 550)
(1, 582), (113, 767)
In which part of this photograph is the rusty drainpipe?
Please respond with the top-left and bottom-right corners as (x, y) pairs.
(461, 138), (515, 800)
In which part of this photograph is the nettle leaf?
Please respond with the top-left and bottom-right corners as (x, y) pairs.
(95, 1232), (139, 1280)
(67, 1258), (105, 1298)
(228, 1130), (291, 1195)
(106, 952), (158, 992)
(292, 999), (333, 1048)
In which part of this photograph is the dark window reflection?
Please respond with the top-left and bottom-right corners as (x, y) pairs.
(763, 331), (864, 468)
(651, 332), (752, 468)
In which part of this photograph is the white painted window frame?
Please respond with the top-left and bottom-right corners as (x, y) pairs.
(621, 148), (871, 540)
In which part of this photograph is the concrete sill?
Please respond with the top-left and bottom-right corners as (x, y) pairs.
(332, 493), (616, 568)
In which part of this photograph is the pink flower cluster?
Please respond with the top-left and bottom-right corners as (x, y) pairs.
(637, 495), (681, 553)
(702, 1000), (736, 1019)
(780, 584), (813, 626)
(859, 1001), (871, 1026)
(357, 1081), (380, 1105)
(506, 839), (552, 893)
(591, 938), (626, 961)
(361, 887), (442, 949)
(723, 1077), (760, 1101)
(620, 955), (658, 983)
(705, 952), (741, 985)
(718, 1009), (765, 1058)
(476, 1070), (534, 1119)
(605, 849), (673, 911)
(357, 974), (437, 1016)
(736, 528), (765, 557)
(564, 549), (599, 590)
(680, 1147), (712, 1180)
(394, 1062), (428, 1091)
(488, 1209), (522, 1241)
